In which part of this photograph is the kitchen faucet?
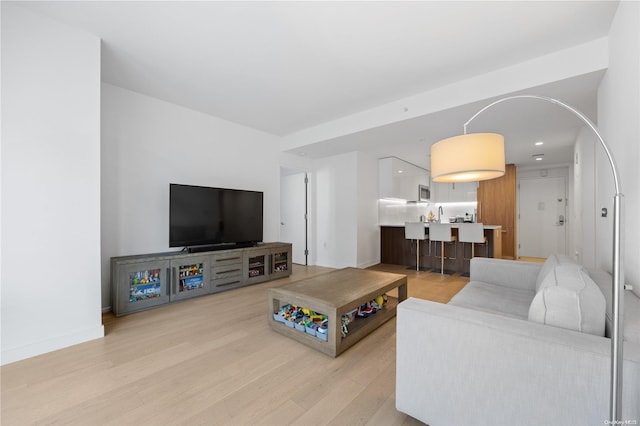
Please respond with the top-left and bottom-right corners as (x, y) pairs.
(438, 206), (443, 223)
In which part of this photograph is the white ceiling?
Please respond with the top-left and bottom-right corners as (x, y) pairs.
(19, 1), (619, 168)
(292, 69), (605, 169)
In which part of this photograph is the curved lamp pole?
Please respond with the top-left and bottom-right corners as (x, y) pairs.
(458, 95), (624, 421)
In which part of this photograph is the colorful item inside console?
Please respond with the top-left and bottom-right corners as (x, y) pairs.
(273, 293), (388, 339)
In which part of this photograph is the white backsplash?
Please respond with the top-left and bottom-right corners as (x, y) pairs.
(434, 202), (478, 222)
(379, 199), (477, 225)
(378, 200), (430, 225)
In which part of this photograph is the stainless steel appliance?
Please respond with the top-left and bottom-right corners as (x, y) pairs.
(418, 185), (430, 201)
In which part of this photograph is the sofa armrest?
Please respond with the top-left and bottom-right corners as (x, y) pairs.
(396, 298), (640, 426)
(470, 257), (542, 291)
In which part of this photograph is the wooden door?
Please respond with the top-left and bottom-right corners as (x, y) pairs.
(477, 164), (517, 259)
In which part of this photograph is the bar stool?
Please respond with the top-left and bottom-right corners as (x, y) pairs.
(458, 223), (488, 258)
(405, 222), (428, 271)
(458, 223), (488, 276)
(429, 223), (456, 274)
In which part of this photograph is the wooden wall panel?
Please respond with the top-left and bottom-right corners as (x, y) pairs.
(477, 164), (517, 259)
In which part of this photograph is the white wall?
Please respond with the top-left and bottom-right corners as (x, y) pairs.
(597, 1), (640, 297)
(312, 151), (380, 269)
(313, 152), (358, 268)
(357, 152), (380, 268)
(101, 84), (281, 310)
(574, 127), (597, 267)
(1, 4), (104, 364)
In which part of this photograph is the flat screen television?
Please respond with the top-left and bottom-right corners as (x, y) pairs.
(169, 183), (263, 250)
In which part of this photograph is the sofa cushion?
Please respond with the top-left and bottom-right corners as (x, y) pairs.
(529, 264), (606, 336)
(587, 268), (640, 343)
(587, 268), (614, 337)
(449, 281), (535, 320)
(470, 257), (541, 292)
(625, 294), (640, 344)
(535, 254), (577, 292)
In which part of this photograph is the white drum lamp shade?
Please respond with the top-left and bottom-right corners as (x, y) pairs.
(431, 133), (505, 183)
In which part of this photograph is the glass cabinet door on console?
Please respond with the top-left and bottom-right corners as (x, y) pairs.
(171, 256), (210, 301)
(244, 249), (271, 285)
(116, 260), (172, 315)
(270, 248), (292, 279)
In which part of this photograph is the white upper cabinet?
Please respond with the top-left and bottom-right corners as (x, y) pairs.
(378, 157), (429, 201)
(432, 181), (477, 203)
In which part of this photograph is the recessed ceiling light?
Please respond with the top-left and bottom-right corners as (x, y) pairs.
(535, 157), (543, 161)
(398, 170), (404, 173)
(533, 153), (544, 161)
(535, 141), (544, 146)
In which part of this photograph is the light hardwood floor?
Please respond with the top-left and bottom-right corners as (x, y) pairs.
(1, 264), (468, 426)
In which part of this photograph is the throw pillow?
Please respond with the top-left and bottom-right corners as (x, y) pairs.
(529, 264), (606, 336)
(534, 254), (577, 292)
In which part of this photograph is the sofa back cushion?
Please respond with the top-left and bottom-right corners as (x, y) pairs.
(588, 268), (640, 343)
(529, 264), (606, 336)
(535, 254), (577, 292)
(587, 269), (614, 338)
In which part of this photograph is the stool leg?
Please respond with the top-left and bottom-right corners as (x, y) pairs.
(416, 240), (419, 272)
(440, 241), (444, 274)
(470, 243), (475, 276)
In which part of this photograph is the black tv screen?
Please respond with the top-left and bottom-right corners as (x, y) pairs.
(170, 184), (263, 248)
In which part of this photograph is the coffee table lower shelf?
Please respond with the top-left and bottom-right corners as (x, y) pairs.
(267, 268), (407, 357)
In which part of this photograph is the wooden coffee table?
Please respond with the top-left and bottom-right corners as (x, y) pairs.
(268, 267), (407, 357)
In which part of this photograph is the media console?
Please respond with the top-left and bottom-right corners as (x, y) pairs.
(111, 242), (292, 316)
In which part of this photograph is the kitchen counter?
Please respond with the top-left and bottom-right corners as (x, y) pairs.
(380, 224), (503, 274)
(379, 223), (502, 230)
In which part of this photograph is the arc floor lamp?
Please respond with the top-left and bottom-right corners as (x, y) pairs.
(430, 95), (625, 422)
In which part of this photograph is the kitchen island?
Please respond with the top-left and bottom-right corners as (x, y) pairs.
(380, 224), (502, 274)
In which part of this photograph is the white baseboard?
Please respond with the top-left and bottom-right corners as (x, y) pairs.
(1, 325), (104, 366)
(358, 259), (381, 269)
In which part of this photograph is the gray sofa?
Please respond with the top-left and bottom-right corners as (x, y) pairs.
(396, 255), (640, 426)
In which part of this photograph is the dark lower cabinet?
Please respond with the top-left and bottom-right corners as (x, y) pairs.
(380, 226), (498, 274)
(381, 226), (414, 266)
